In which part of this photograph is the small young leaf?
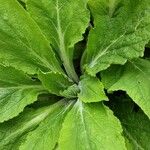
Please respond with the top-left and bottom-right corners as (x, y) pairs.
(39, 71), (74, 96)
(60, 84), (80, 98)
(78, 75), (108, 103)
(102, 58), (150, 118)
(59, 100), (126, 150)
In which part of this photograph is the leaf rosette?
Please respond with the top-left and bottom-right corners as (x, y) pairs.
(0, 0), (150, 149)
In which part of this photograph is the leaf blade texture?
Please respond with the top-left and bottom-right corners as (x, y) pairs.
(59, 100), (126, 150)
(0, 0), (62, 74)
(0, 65), (44, 123)
(102, 58), (150, 118)
(110, 98), (150, 150)
(19, 100), (73, 150)
(84, 0), (150, 75)
(0, 100), (72, 150)
(26, 0), (90, 82)
(38, 71), (74, 96)
(78, 75), (108, 102)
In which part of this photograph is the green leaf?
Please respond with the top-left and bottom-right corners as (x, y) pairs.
(78, 75), (108, 103)
(60, 84), (80, 98)
(0, 65), (44, 123)
(19, 100), (74, 150)
(26, 0), (90, 82)
(123, 111), (150, 150)
(39, 71), (74, 96)
(84, 0), (150, 75)
(59, 100), (126, 150)
(17, 0), (26, 9)
(101, 58), (150, 118)
(18, 0), (27, 3)
(0, 100), (73, 150)
(0, 0), (62, 74)
(110, 98), (150, 150)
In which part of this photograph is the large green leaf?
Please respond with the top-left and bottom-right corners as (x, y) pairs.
(101, 58), (150, 118)
(0, 100), (73, 150)
(0, 0), (62, 74)
(59, 100), (126, 150)
(109, 98), (150, 150)
(38, 71), (74, 96)
(19, 100), (74, 150)
(26, 0), (90, 82)
(0, 65), (44, 123)
(78, 75), (108, 102)
(84, 0), (150, 75)
(123, 111), (150, 150)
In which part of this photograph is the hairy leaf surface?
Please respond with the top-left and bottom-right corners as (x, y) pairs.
(84, 0), (150, 75)
(0, 0), (62, 74)
(0, 100), (72, 150)
(0, 0), (149, 149)
(0, 65), (44, 123)
(19, 100), (73, 150)
(59, 101), (126, 150)
(39, 71), (74, 96)
(26, 0), (90, 82)
(78, 75), (108, 102)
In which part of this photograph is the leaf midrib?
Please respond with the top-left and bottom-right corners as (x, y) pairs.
(1, 12), (54, 71)
(89, 32), (125, 68)
(130, 61), (150, 82)
(78, 101), (92, 149)
(88, 12), (149, 69)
